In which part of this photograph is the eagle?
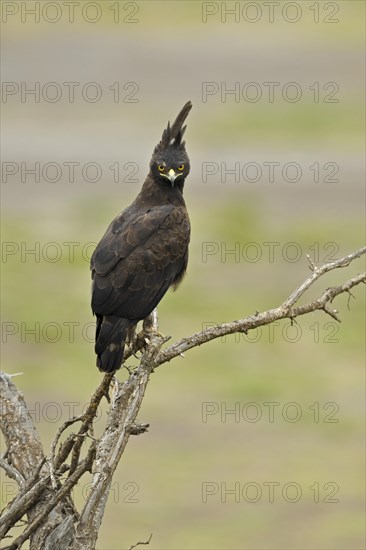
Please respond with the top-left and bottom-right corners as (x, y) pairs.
(90, 101), (192, 372)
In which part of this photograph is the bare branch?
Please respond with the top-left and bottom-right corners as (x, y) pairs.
(1, 445), (95, 550)
(0, 463), (66, 541)
(288, 272), (365, 317)
(284, 246), (366, 308)
(70, 328), (166, 550)
(0, 458), (25, 488)
(155, 248), (366, 367)
(55, 372), (114, 474)
(0, 372), (44, 480)
(1, 248), (364, 549)
(50, 416), (83, 466)
(128, 533), (153, 550)
(0, 374), (76, 549)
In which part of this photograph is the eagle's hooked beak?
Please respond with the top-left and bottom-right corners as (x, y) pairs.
(167, 169), (177, 185)
(161, 168), (183, 186)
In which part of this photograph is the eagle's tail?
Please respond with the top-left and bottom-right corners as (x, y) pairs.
(95, 315), (132, 373)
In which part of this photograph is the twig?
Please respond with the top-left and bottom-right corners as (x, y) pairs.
(70, 331), (166, 550)
(49, 415), (83, 487)
(0, 444), (96, 550)
(128, 533), (153, 550)
(0, 372), (44, 479)
(0, 458), (25, 488)
(0, 247), (364, 549)
(0, 473), (50, 539)
(0, 462), (67, 540)
(66, 373), (114, 476)
(155, 248), (366, 367)
(346, 289), (355, 310)
(50, 416), (84, 466)
(284, 246), (365, 308)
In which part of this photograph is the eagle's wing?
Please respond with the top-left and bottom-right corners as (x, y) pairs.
(91, 204), (190, 319)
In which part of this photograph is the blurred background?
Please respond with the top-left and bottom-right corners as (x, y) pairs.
(1, 1), (365, 548)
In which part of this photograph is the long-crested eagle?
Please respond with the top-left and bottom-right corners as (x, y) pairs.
(90, 101), (192, 372)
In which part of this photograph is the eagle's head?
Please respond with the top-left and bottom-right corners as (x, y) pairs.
(151, 144), (190, 187)
(150, 101), (192, 189)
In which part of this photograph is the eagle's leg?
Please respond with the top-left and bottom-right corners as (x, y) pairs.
(143, 309), (159, 333)
(125, 324), (137, 347)
(142, 309), (170, 347)
(125, 323), (142, 359)
(125, 310), (171, 362)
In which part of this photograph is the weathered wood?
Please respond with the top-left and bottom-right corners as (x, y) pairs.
(0, 247), (365, 549)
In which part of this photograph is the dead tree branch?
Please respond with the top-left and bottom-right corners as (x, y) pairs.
(155, 246), (366, 366)
(0, 246), (365, 549)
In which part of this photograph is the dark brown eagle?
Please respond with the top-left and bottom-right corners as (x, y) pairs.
(91, 101), (192, 372)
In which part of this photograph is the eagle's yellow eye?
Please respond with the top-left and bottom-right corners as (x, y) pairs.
(178, 164), (185, 171)
(158, 165), (165, 172)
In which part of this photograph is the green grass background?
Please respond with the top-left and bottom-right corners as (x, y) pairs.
(1, 2), (365, 549)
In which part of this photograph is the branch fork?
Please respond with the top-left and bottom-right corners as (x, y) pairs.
(1, 246), (365, 549)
